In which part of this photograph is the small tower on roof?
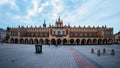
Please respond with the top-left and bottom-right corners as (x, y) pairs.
(58, 16), (61, 22)
(55, 16), (63, 27)
(43, 20), (46, 28)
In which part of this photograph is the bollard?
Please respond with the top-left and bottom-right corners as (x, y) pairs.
(103, 48), (106, 54)
(97, 50), (101, 56)
(91, 48), (94, 54)
(111, 49), (115, 55)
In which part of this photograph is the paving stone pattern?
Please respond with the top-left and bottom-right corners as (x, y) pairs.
(0, 44), (120, 68)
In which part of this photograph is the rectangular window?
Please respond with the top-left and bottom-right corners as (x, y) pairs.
(52, 31), (55, 35)
(63, 31), (65, 35)
(11, 32), (18, 36)
(52, 30), (66, 36)
(57, 31), (61, 35)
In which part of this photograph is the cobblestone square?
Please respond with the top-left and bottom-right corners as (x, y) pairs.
(0, 44), (120, 68)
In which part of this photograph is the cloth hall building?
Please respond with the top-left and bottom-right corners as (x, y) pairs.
(7, 17), (114, 45)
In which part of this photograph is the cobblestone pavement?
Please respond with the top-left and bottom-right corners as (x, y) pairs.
(0, 43), (120, 68)
(70, 47), (97, 68)
(73, 44), (120, 68)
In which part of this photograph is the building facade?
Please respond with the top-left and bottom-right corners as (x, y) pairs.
(7, 17), (114, 45)
(114, 31), (120, 44)
(0, 28), (6, 43)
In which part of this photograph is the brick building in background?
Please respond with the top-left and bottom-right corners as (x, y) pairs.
(114, 31), (120, 44)
(0, 28), (6, 43)
(7, 17), (114, 45)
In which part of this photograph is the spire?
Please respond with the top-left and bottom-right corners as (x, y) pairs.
(68, 23), (70, 27)
(49, 23), (51, 27)
(105, 25), (106, 28)
(43, 20), (46, 28)
(44, 19), (46, 23)
(58, 16), (60, 22)
(55, 16), (63, 27)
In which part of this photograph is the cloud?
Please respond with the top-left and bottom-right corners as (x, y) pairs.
(49, 0), (64, 20)
(0, 0), (120, 33)
(0, 0), (9, 4)
(38, 1), (49, 13)
(27, 0), (64, 21)
(28, 0), (50, 17)
(28, 0), (39, 16)
(62, 0), (104, 22)
(13, 15), (33, 24)
(60, 0), (120, 27)
(0, 0), (19, 10)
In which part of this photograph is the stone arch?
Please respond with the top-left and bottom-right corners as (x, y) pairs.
(57, 39), (61, 45)
(93, 39), (97, 45)
(98, 39), (102, 45)
(87, 39), (92, 45)
(34, 38), (38, 44)
(10, 38), (14, 43)
(103, 39), (107, 44)
(39, 39), (44, 44)
(76, 39), (80, 45)
(51, 39), (56, 45)
(81, 39), (86, 45)
(20, 38), (24, 44)
(25, 38), (29, 44)
(14, 38), (18, 44)
(45, 39), (49, 45)
(108, 38), (113, 44)
(70, 39), (74, 44)
(29, 38), (33, 44)
(63, 39), (67, 45)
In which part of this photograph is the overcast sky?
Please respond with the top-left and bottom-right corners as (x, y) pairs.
(0, 0), (120, 34)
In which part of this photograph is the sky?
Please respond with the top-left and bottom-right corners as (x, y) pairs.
(0, 0), (120, 34)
